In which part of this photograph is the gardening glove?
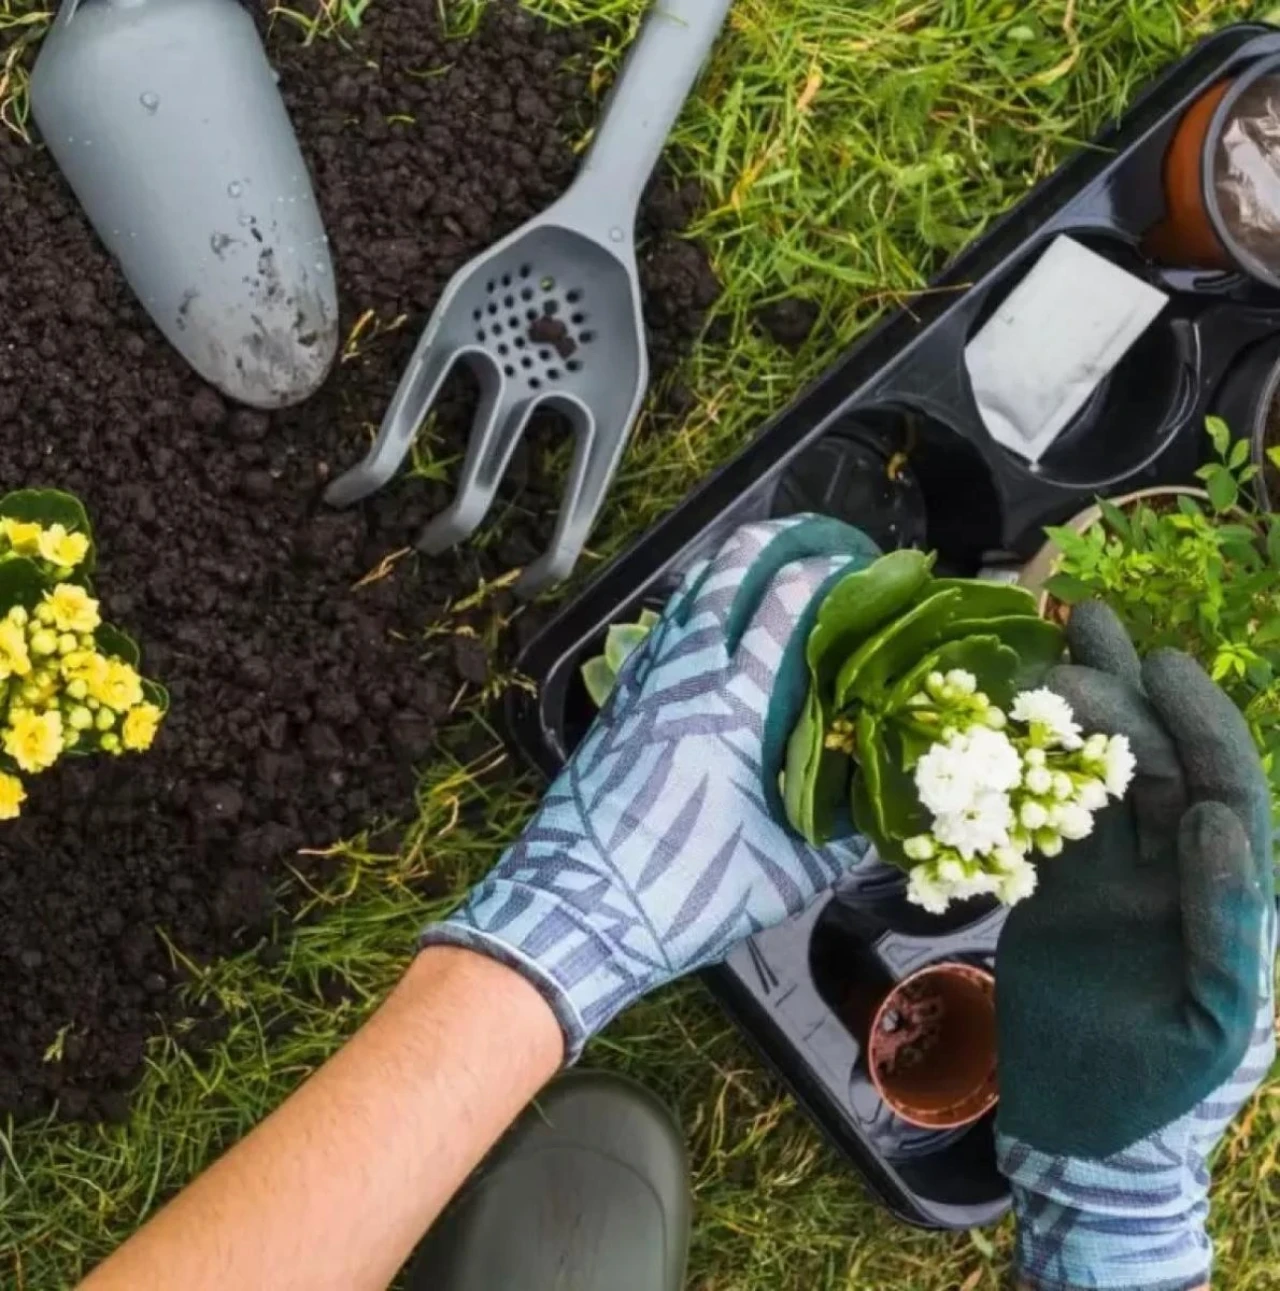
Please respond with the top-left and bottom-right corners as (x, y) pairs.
(420, 516), (881, 1060)
(996, 601), (1276, 1291)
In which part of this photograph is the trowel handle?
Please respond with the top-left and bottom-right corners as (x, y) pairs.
(567, 0), (732, 233)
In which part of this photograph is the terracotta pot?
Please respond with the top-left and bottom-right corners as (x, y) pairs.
(1018, 486), (1210, 617)
(1147, 56), (1280, 286)
(865, 962), (997, 1131)
(1147, 78), (1233, 269)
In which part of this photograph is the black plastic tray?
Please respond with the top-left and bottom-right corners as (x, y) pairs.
(504, 23), (1280, 1229)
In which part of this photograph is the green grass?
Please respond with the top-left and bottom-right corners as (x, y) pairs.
(4, 1), (1280, 1287)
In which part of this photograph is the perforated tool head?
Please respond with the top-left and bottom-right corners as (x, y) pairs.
(324, 221), (647, 595)
(324, 0), (733, 593)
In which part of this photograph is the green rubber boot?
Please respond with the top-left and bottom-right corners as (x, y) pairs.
(406, 1071), (691, 1291)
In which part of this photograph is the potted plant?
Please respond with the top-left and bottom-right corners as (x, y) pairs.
(780, 551), (1135, 912)
(0, 489), (167, 818)
(1033, 418), (1280, 822)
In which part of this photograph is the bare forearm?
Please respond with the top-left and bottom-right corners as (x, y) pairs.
(81, 947), (562, 1291)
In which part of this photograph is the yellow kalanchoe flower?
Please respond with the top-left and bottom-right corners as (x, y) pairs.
(0, 615), (31, 681)
(91, 658), (144, 712)
(43, 583), (101, 634)
(2, 517), (43, 555)
(122, 702), (163, 752)
(37, 523), (90, 569)
(4, 709), (64, 773)
(62, 649), (110, 688)
(0, 771), (26, 820)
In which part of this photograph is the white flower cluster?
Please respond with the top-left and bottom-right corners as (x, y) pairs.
(901, 674), (1135, 914)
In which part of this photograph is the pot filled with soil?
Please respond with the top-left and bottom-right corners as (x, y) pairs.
(1018, 486), (1209, 619)
(1147, 54), (1280, 285)
(1211, 333), (1280, 510)
(864, 962), (997, 1130)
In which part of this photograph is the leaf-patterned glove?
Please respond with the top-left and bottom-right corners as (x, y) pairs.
(420, 516), (879, 1059)
(996, 603), (1276, 1291)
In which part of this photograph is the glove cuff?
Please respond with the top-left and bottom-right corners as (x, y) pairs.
(998, 1134), (1210, 1291)
(419, 875), (644, 1062)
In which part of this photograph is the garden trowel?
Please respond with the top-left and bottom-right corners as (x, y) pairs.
(31, 0), (338, 409)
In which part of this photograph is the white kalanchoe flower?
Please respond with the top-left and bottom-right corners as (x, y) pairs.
(1024, 765), (1053, 795)
(1052, 772), (1074, 801)
(1019, 800), (1049, 831)
(907, 862), (952, 915)
(914, 740), (979, 816)
(964, 726), (1024, 793)
(933, 790), (1014, 861)
(1082, 732), (1109, 762)
(993, 852), (1039, 905)
(1052, 801), (1095, 841)
(1010, 688), (1084, 750)
(903, 834), (936, 861)
(1102, 734), (1136, 798)
(983, 706), (1007, 730)
(945, 669), (978, 696)
(1035, 829), (1064, 858)
(1076, 778), (1108, 812)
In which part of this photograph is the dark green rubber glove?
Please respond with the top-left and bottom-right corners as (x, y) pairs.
(996, 602), (1275, 1291)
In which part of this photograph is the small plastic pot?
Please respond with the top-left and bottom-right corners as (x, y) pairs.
(770, 417), (929, 553)
(1211, 334), (1280, 511)
(1019, 486), (1209, 617)
(1148, 55), (1280, 286)
(865, 962), (997, 1131)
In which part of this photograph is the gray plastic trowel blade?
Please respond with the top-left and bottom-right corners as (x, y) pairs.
(31, 0), (338, 409)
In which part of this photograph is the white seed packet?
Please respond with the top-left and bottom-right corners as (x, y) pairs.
(964, 235), (1168, 464)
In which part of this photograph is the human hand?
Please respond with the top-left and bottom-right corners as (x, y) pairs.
(996, 602), (1276, 1291)
(420, 516), (880, 1059)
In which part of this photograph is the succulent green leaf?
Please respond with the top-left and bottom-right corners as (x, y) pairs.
(95, 624), (141, 667)
(945, 615), (1064, 693)
(853, 711), (928, 845)
(0, 559), (48, 614)
(143, 679), (171, 714)
(782, 687), (849, 845)
(850, 758), (911, 870)
(581, 656), (616, 709)
(805, 549), (933, 685)
(885, 633), (1019, 713)
(604, 623), (650, 674)
(923, 579), (1039, 618)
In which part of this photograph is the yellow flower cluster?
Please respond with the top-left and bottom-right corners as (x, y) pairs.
(0, 584), (165, 814)
(1, 517), (90, 570)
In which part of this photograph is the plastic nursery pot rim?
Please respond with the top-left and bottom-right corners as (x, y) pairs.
(1247, 343), (1280, 512)
(866, 961), (998, 1131)
(1202, 53), (1280, 288)
(1018, 486), (1211, 618)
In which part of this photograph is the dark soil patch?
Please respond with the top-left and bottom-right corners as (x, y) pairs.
(756, 297), (820, 349)
(0, 0), (718, 1121)
(870, 979), (945, 1081)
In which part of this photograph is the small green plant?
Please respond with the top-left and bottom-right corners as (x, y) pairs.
(782, 550), (1076, 909)
(581, 609), (660, 707)
(1046, 417), (1280, 820)
(0, 489), (167, 819)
